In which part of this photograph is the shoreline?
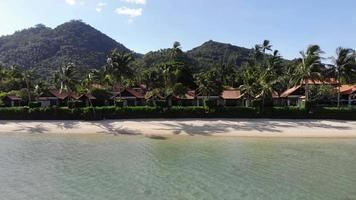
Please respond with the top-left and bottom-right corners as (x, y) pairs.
(0, 119), (356, 138)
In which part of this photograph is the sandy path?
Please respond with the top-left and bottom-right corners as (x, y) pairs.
(0, 119), (355, 138)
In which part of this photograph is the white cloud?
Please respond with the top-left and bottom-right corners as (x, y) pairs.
(65, 0), (85, 6)
(65, 0), (77, 6)
(115, 7), (143, 18)
(96, 2), (107, 12)
(121, 0), (146, 5)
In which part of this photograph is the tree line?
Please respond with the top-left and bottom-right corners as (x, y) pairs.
(0, 40), (355, 107)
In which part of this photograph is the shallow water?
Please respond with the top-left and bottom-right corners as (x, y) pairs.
(0, 134), (356, 200)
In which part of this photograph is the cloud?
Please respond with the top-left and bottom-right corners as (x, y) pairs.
(115, 7), (143, 18)
(121, 0), (146, 5)
(96, 2), (107, 12)
(65, 0), (77, 5)
(65, 0), (85, 6)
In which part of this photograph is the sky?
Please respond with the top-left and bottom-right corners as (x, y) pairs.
(0, 0), (355, 59)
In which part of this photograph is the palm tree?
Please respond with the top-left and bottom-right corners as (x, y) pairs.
(57, 63), (78, 93)
(260, 40), (272, 54)
(22, 69), (35, 103)
(293, 45), (324, 105)
(330, 47), (356, 107)
(196, 69), (223, 106)
(239, 66), (258, 107)
(106, 50), (134, 98)
(257, 68), (279, 111)
(171, 41), (183, 62)
(82, 70), (100, 90)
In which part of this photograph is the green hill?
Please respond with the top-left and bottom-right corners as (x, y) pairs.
(0, 20), (133, 75)
(187, 40), (253, 70)
(0, 20), (278, 75)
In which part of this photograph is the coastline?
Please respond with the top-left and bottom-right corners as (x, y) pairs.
(0, 119), (356, 138)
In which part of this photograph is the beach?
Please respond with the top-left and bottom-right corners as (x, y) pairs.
(0, 119), (355, 138)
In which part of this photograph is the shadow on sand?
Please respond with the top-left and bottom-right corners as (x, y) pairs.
(1, 119), (353, 136)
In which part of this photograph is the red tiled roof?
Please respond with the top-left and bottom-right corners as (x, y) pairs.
(49, 90), (96, 100)
(74, 93), (97, 100)
(126, 88), (145, 99)
(5, 96), (22, 101)
(302, 78), (339, 85)
(112, 88), (145, 99)
(280, 85), (302, 98)
(50, 90), (69, 100)
(221, 89), (242, 100)
(340, 85), (356, 95)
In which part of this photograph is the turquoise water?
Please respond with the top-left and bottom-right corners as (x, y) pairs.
(0, 134), (356, 200)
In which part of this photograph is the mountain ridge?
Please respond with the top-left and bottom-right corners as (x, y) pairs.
(0, 20), (259, 74)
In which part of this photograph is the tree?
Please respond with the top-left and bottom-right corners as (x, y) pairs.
(171, 41), (184, 62)
(22, 69), (35, 103)
(260, 40), (272, 54)
(82, 70), (100, 90)
(240, 41), (281, 108)
(293, 45), (324, 105)
(239, 65), (258, 107)
(196, 69), (223, 106)
(329, 48), (356, 107)
(56, 62), (78, 93)
(106, 50), (134, 98)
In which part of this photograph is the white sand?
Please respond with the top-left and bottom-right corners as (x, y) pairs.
(0, 119), (355, 138)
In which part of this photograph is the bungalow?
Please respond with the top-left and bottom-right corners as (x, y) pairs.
(172, 90), (196, 106)
(2, 95), (22, 107)
(112, 88), (146, 106)
(255, 90), (280, 106)
(194, 88), (244, 107)
(73, 93), (97, 106)
(220, 88), (244, 106)
(50, 90), (71, 106)
(280, 79), (339, 106)
(340, 85), (356, 106)
(38, 91), (61, 107)
(195, 94), (221, 107)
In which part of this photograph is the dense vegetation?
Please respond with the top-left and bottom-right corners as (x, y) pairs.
(0, 20), (132, 76)
(0, 20), (286, 77)
(0, 21), (356, 120)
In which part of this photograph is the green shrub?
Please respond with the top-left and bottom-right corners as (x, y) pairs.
(155, 100), (168, 108)
(115, 100), (125, 107)
(68, 101), (85, 108)
(29, 102), (41, 108)
(263, 107), (307, 119)
(0, 107), (28, 120)
(0, 106), (355, 120)
(204, 99), (218, 108)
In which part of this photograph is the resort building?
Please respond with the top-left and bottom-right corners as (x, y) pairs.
(73, 93), (97, 106)
(2, 95), (22, 107)
(280, 79), (339, 106)
(220, 88), (244, 106)
(340, 85), (356, 106)
(172, 90), (196, 106)
(38, 91), (62, 107)
(112, 88), (146, 106)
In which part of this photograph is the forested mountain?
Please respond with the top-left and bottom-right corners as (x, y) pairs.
(137, 40), (255, 73)
(187, 40), (253, 70)
(0, 20), (286, 75)
(0, 20), (132, 75)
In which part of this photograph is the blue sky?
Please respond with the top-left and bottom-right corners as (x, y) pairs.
(0, 0), (355, 59)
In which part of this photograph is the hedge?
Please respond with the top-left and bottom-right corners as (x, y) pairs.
(0, 106), (355, 120)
